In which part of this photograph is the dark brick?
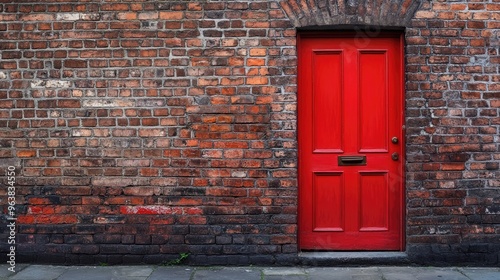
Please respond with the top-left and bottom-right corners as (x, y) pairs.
(122, 255), (145, 264)
(185, 235), (215, 245)
(94, 234), (121, 244)
(72, 245), (99, 254)
(64, 59), (87, 68)
(249, 254), (275, 265)
(64, 235), (93, 244)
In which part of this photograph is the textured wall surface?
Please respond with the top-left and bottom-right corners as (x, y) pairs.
(279, 0), (422, 27)
(0, 0), (299, 265)
(0, 0), (499, 265)
(404, 0), (500, 265)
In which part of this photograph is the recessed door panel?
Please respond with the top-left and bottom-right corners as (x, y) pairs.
(359, 51), (389, 152)
(312, 51), (343, 153)
(299, 33), (404, 251)
(313, 172), (344, 231)
(359, 172), (389, 231)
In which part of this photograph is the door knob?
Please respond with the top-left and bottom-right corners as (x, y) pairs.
(391, 152), (399, 161)
(391, 137), (398, 144)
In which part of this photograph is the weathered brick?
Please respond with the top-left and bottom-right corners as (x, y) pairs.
(1, 0), (498, 267)
(31, 79), (72, 88)
(57, 99), (81, 108)
(92, 178), (133, 187)
(159, 11), (183, 20)
(83, 99), (135, 108)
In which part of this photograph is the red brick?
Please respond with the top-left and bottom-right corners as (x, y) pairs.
(441, 163), (466, 171)
(64, 59), (87, 68)
(247, 77), (268, 85)
(17, 150), (36, 157)
(249, 48), (267, 56)
(102, 3), (129, 11)
(159, 11), (183, 20)
(58, 99), (81, 108)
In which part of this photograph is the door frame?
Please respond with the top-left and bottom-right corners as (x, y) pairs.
(296, 30), (406, 251)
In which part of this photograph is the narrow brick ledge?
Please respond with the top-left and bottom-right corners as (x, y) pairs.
(299, 251), (410, 266)
(279, 0), (422, 28)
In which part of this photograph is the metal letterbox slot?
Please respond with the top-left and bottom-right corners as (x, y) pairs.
(338, 156), (367, 166)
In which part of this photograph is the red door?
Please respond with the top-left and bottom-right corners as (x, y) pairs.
(298, 33), (404, 250)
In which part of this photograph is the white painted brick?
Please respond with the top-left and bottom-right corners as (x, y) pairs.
(30, 80), (45, 88)
(231, 171), (247, 178)
(80, 13), (100, 21)
(83, 99), (135, 108)
(31, 79), (72, 88)
(46, 80), (72, 88)
(56, 13), (81, 21)
(56, 13), (100, 21)
(0, 72), (6, 79)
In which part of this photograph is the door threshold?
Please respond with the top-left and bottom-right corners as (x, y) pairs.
(299, 251), (410, 266)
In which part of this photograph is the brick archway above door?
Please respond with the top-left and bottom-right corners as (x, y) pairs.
(279, 0), (422, 28)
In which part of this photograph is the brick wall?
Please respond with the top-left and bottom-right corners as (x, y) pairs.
(405, 0), (500, 265)
(0, 0), (499, 265)
(0, 0), (298, 265)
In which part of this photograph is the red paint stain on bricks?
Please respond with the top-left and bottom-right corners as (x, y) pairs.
(120, 205), (202, 215)
(185, 207), (203, 215)
(27, 206), (43, 214)
(28, 206), (55, 214)
(17, 215), (35, 224)
(19, 214), (77, 224)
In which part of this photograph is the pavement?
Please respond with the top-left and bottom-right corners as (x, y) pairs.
(1, 265), (500, 280)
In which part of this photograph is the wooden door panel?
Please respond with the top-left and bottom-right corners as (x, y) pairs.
(359, 172), (389, 231)
(312, 51), (343, 153)
(312, 172), (344, 232)
(298, 33), (404, 251)
(358, 51), (389, 152)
